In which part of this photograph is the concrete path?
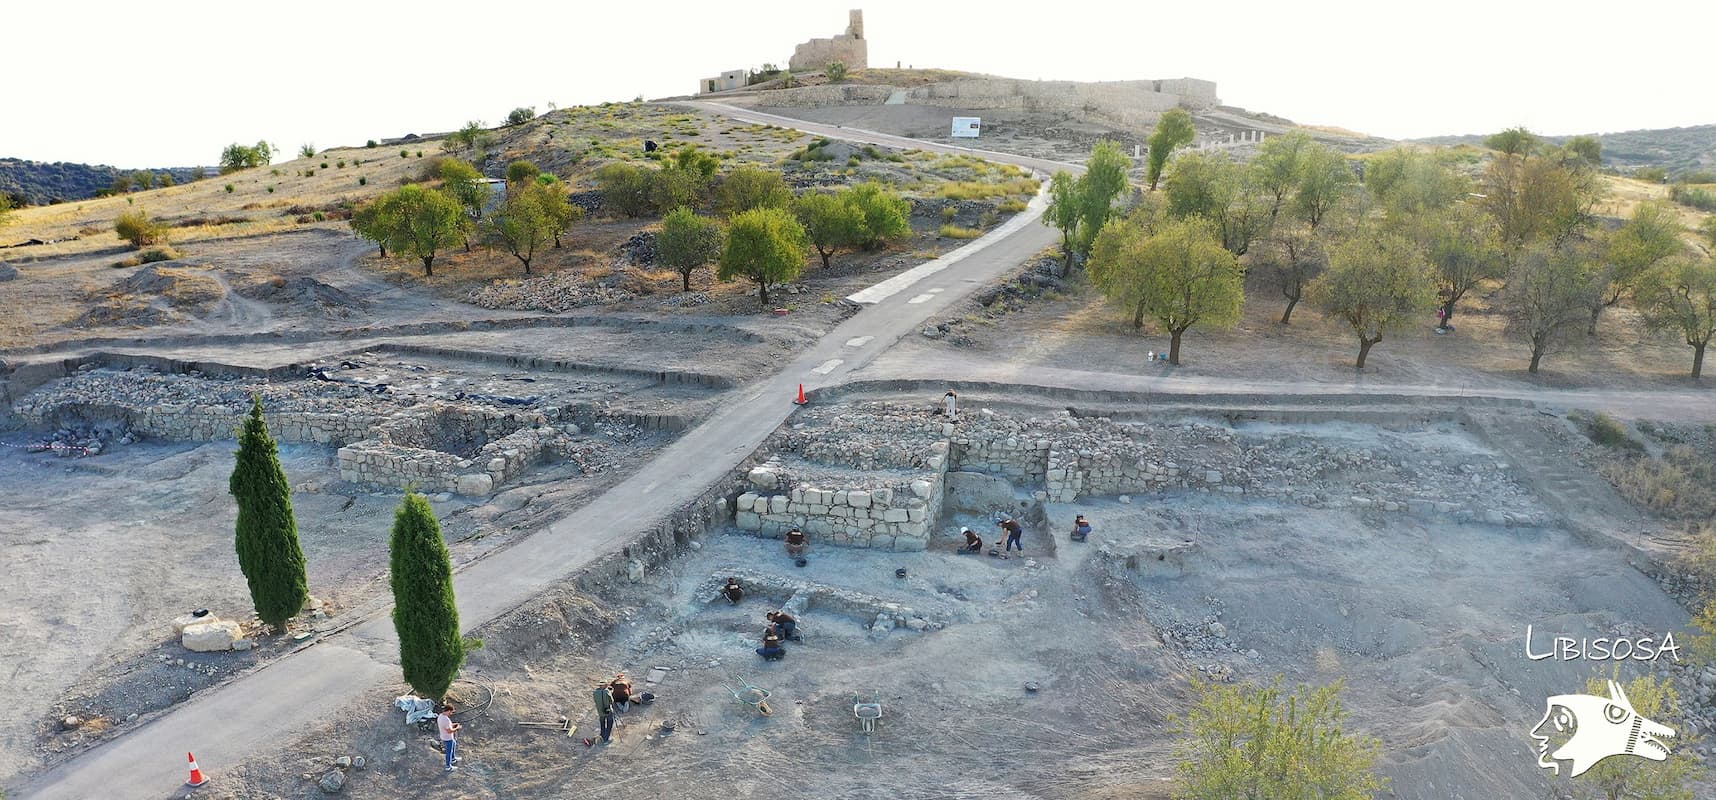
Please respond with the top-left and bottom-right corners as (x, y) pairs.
(16, 111), (1065, 800)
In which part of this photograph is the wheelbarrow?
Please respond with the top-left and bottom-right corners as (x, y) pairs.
(854, 690), (882, 734)
(722, 675), (774, 717)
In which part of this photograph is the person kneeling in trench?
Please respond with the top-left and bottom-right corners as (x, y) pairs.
(767, 610), (801, 641)
(756, 629), (786, 661)
(784, 526), (808, 559)
(722, 577), (744, 604)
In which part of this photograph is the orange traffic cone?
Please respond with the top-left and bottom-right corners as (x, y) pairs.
(185, 751), (210, 787)
(794, 384), (808, 405)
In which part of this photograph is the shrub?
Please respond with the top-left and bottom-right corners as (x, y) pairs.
(224, 184), (235, 193)
(939, 223), (982, 239)
(267, 186), (275, 193)
(304, 169), (314, 177)
(114, 209), (168, 248)
(366, 139), (378, 148)
(846, 156), (861, 167)
(1669, 183), (1716, 212)
(313, 211), (326, 222)
(979, 209), (998, 228)
(137, 246), (179, 263)
(997, 198), (1028, 213)
(416, 151), (423, 158)
(506, 106), (537, 125)
(298, 144), (316, 159)
(940, 206), (957, 222)
(336, 160), (345, 168)
(595, 162), (654, 218)
(1585, 412), (1637, 449)
(359, 176), (368, 186)
(320, 162), (329, 169)
(1634, 166), (1668, 183)
(401, 149), (410, 158)
(1601, 447), (1716, 519)
(825, 61), (847, 82)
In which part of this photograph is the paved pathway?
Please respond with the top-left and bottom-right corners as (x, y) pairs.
(17, 108), (1066, 800)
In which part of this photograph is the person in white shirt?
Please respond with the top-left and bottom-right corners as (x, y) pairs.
(437, 703), (462, 771)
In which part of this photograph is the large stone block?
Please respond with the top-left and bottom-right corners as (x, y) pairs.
(882, 508), (909, 523)
(182, 619), (244, 652)
(847, 490), (871, 508)
(736, 511), (762, 530)
(455, 473), (494, 496)
(769, 495), (789, 514)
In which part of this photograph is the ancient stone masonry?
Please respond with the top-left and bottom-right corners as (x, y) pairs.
(730, 443), (949, 552)
(13, 367), (637, 497)
(735, 401), (1551, 554)
(788, 9), (867, 72)
(740, 77), (1220, 129)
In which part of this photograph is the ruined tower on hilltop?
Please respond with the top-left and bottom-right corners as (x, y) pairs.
(788, 9), (867, 72)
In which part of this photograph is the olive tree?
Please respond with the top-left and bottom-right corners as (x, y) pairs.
(1504, 240), (1602, 373)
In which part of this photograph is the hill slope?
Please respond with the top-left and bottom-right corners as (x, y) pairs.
(1414, 124), (1716, 175)
(0, 159), (202, 206)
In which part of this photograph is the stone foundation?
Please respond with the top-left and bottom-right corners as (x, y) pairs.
(731, 442), (949, 552)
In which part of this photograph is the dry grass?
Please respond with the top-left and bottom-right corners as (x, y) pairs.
(3, 140), (442, 258)
(938, 224), (983, 239)
(1601, 446), (1716, 519)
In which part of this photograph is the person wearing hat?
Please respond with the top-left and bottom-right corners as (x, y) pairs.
(959, 527), (983, 554)
(998, 517), (1024, 553)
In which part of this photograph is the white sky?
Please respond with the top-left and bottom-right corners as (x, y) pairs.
(7, 0), (1713, 167)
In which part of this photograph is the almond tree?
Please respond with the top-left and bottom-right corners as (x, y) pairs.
(658, 206), (724, 291)
(1504, 240), (1601, 373)
(1089, 216), (1243, 364)
(1636, 256), (1716, 378)
(1311, 230), (1438, 368)
(718, 207), (807, 307)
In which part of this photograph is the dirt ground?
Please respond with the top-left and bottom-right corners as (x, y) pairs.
(0, 399), (685, 785)
(905, 262), (1716, 393)
(186, 407), (1711, 800)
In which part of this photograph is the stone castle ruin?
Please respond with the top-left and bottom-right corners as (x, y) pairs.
(693, 8), (1216, 129)
(788, 9), (867, 72)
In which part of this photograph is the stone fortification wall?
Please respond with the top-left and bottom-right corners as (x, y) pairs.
(739, 76), (1218, 128)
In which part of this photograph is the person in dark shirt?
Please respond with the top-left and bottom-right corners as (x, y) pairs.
(784, 527), (808, 558)
(960, 526), (983, 554)
(723, 577), (744, 604)
(756, 629), (785, 660)
(767, 610), (800, 641)
(998, 518), (1024, 552)
(1070, 514), (1092, 542)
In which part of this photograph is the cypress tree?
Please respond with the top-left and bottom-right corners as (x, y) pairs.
(230, 395), (310, 632)
(389, 492), (464, 700)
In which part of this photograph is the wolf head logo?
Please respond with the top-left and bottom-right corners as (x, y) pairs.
(1531, 680), (1675, 777)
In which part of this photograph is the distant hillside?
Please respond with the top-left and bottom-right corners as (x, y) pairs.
(1414, 124), (1716, 176)
(0, 159), (204, 206)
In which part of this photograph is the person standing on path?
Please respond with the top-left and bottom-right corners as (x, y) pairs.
(437, 703), (462, 772)
(592, 681), (616, 743)
(998, 517), (1024, 553)
(943, 390), (959, 421)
